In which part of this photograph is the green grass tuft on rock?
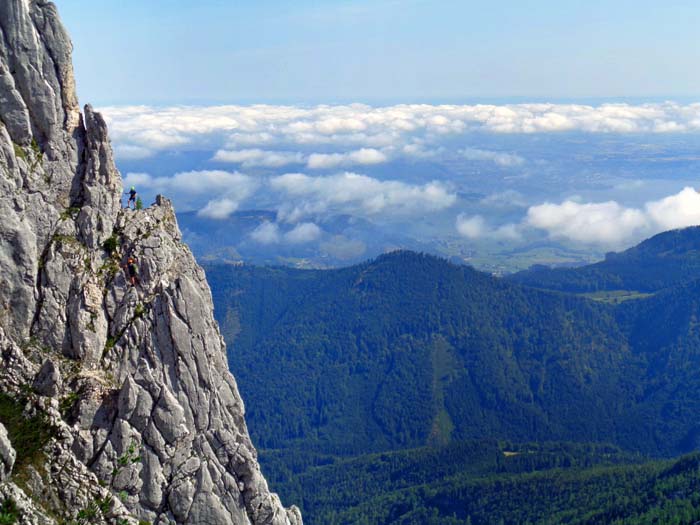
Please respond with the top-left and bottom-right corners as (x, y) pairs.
(0, 392), (56, 475)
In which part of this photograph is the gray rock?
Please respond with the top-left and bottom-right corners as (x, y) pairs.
(0, 482), (55, 525)
(33, 359), (62, 397)
(0, 421), (15, 481)
(75, 105), (122, 249)
(0, 0), (79, 145)
(0, 1), (302, 524)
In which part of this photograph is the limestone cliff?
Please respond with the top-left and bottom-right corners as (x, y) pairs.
(0, 2), (302, 524)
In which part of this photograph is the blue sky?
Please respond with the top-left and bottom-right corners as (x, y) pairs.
(52, 1), (700, 270)
(57, 0), (700, 105)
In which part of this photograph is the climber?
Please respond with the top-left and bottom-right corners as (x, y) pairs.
(125, 186), (137, 209)
(123, 257), (140, 286)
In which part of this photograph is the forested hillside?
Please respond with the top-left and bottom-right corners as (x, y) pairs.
(509, 226), (700, 292)
(204, 228), (700, 523)
(259, 441), (700, 525)
(323, 450), (700, 525)
(260, 440), (653, 524)
(207, 246), (700, 457)
(208, 252), (643, 454)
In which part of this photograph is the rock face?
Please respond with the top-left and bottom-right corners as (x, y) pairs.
(0, 423), (14, 482)
(0, 2), (301, 524)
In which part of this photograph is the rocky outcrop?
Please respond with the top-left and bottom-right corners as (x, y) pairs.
(33, 359), (62, 397)
(0, 423), (14, 482)
(0, 2), (301, 524)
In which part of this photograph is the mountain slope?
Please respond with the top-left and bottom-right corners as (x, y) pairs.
(614, 278), (700, 452)
(207, 251), (651, 455)
(209, 246), (700, 459)
(261, 441), (649, 524)
(508, 226), (700, 293)
(0, 2), (300, 524)
(326, 451), (700, 525)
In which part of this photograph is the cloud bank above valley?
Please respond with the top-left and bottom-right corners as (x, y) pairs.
(103, 102), (700, 159)
(526, 200), (647, 245)
(109, 102), (700, 265)
(459, 187), (700, 247)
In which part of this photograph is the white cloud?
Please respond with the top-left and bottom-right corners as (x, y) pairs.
(249, 221), (323, 245)
(122, 172), (153, 188)
(102, 105), (241, 150)
(456, 214), (488, 239)
(493, 223), (522, 240)
(306, 148), (388, 169)
(480, 190), (528, 208)
(212, 147), (388, 170)
(284, 222), (322, 244)
(270, 172), (457, 222)
(125, 167), (456, 225)
(459, 148), (524, 167)
(526, 200), (648, 245)
(250, 221), (281, 244)
(113, 144), (153, 160)
(401, 142), (440, 158)
(456, 214), (521, 241)
(100, 102), (700, 161)
(197, 198), (239, 219)
(524, 187), (700, 246)
(124, 170), (259, 216)
(125, 170), (258, 195)
(212, 148), (304, 167)
(645, 186), (700, 230)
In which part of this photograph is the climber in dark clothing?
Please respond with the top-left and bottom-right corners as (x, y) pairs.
(125, 186), (137, 209)
(123, 257), (139, 286)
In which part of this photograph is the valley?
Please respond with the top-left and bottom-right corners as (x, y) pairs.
(205, 226), (700, 523)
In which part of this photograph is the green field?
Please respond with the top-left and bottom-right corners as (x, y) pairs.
(578, 290), (655, 304)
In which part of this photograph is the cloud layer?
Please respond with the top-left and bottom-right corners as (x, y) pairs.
(212, 147), (388, 169)
(102, 102), (700, 162)
(459, 148), (524, 167)
(456, 214), (521, 241)
(526, 200), (648, 245)
(270, 172), (456, 222)
(306, 148), (388, 169)
(125, 168), (457, 223)
(249, 221), (323, 245)
(123, 170), (259, 216)
(212, 149), (304, 168)
(109, 103), (700, 257)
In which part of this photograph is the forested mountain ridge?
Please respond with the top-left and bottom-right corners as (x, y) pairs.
(206, 229), (700, 524)
(509, 226), (700, 292)
(207, 247), (700, 458)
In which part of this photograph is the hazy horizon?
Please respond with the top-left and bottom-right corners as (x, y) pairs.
(54, 0), (700, 270)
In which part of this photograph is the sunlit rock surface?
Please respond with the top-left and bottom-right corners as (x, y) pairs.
(0, 2), (301, 524)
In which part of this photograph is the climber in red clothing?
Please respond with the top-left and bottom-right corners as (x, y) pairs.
(123, 257), (140, 286)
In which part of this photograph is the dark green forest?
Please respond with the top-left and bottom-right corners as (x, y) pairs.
(509, 226), (700, 293)
(204, 226), (700, 523)
(259, 441), (700, 525)
(208, 252), (637, 453)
